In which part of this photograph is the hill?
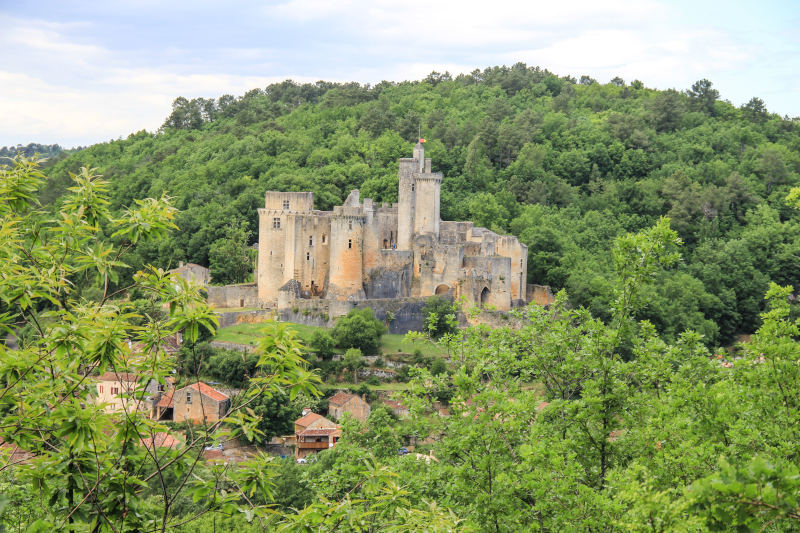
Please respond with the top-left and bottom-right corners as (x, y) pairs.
(42, 64), (800, 345)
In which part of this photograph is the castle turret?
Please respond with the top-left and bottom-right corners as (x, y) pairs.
(327, 190), (366, 300)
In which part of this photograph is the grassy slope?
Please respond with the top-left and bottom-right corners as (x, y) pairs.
(213, 321), (446, 357)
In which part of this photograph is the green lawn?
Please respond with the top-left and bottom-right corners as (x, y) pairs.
(322, 382), (411, 392)
(213, 321), (447, 357)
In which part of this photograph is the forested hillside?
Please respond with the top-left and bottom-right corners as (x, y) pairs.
(43, 64), (800, 345)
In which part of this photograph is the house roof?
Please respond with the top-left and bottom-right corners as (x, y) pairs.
(328, 391), (358, 407)
(140, 432), (181, 449)
(295, 412), (323, 428)
(185, 382), (228, 402)
(156, 390), (175, 408)
(98, 371), (139, 383)
(382, 400), (407, 411)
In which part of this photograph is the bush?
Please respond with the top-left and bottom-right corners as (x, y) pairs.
(366, 376), (381, 386)
(422, 296), (460, 338)
(310, 329), (336, 360)
(331, 308), (387, 355)
(206, 348), (258, 387)
(430, 357), (448, 376)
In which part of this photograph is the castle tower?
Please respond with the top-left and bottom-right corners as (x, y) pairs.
(327, 190), (366, 300)
(396, 145), (419, 250)
(412, 144), (442, 238)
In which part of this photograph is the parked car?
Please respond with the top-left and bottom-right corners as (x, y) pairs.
(204, 443), (224, 451)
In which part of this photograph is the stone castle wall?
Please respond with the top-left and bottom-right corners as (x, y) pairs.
(206, 284), (259, 310)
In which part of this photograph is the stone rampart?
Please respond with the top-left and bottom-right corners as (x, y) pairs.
(206, 284), (259, 309)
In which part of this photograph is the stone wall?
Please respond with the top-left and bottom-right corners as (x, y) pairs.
(206, 283), (259, 309)
(527, 284), (555, 306)
(215, 308), (272, 328)
(276, 296), (431, 334)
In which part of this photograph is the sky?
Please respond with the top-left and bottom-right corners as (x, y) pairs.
(1, 0), (798, 148)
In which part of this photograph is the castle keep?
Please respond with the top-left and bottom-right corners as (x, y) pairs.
(255, 142), (528, 311)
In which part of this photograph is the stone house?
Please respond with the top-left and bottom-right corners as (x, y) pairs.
(381, 399), (409, 418)
(169, 382), (230, 424)
(294, 409), (340, 460)
(327, 391), (371, 422)
(95, 371), (170, 416)
(170, 262), (210, 285)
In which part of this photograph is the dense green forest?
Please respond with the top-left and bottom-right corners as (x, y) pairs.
(40, 64), (800, 345)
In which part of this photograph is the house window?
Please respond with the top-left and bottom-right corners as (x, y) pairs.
(186, 392), (192, 404)
(273, 217), (281, 229)
(111, 387), (119, 396)
(283, 200), (290, 209)
(309, 236), (313, 246)
(348, 239), (352, 249)
(158, 384), (165, 392)
(99, 385), (103, 393)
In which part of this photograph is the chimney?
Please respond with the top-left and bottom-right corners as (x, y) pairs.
(302, 407), (312, 417)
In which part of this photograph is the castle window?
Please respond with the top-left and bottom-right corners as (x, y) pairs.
(348, 239), (352, 249)
(411, 183), (415, 192)
(383, 239), (388, 249)
(273, 217), (281, 229)
(322, 234), (326, 244)
(520, 259), (523, 268)
(309, 236), (313, 246)
(348, 221), (353, 230)
(306, 252), (310, 261)
(283, 200), (290, 209)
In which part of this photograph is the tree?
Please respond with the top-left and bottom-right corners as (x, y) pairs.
(422, 296), (459, 338)
(686, 78), (719, 114)
(331, 308), (386, 355)
(208, 220), (254, 285)
(742, 96), (767, 122)
(342, 348), (365, 383)
(309, 329), (336, 360)
(0, 159), (322, 531)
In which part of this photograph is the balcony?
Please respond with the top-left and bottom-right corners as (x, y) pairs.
(297, 441), (330, 449)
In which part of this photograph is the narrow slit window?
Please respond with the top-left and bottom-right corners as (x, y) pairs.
(306, 252), (310, 261)
(322, 234), (327, 244)
(348, 239), (352, 249)
(309, 236), (313, 246)
(411, 183), (415, 192)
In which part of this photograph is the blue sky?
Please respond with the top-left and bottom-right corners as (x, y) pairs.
(1, 0), (798, 147)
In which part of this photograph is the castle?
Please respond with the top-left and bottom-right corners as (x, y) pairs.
(254, 142), (528, 312)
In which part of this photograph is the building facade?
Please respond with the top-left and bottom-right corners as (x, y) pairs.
(327, 391), (371, 422)
(256, 142), (528, 311)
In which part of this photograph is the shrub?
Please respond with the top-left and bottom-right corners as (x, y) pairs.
(309, 329), (336, 360)
(366, 376), (381, 386)
(331, 308), (387, 355)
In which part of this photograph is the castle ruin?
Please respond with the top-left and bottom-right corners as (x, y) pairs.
(255, 142), (528, 312)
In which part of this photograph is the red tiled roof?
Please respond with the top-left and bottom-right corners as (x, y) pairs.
(382, 400), (407, 410)
(328, 391), (356, 406)
(140, 432), (181, 449)
(156, 390), (175, 408)
(295, 412), (323, 428)
(185, 382), (228, 402)
(98, 372), (139, 383)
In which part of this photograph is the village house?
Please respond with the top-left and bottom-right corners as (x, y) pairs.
(169, 261), (210, 285)
(156, 382), (230, 424)
(95, 372), (170, 416)
(294, 408), (340, 460)
(382, 399), (409, 418)
(327, 391), (371, 422)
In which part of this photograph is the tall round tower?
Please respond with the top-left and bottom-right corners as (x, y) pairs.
(327, 202), (366, 301)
